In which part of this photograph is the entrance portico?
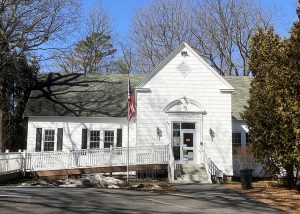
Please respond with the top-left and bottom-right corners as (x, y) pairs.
(164, 97), (206, 164)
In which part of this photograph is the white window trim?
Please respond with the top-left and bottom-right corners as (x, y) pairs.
(85, 129), (118, 149)
(103, 130), (116, 148)
(42, 129), (56, 152)
(89, 130), (101, 149)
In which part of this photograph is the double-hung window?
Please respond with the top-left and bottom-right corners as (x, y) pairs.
(246, 133), (250, 145)
(90, 130), (100, 149)
(104, 130), (114, 148)
(44, 130), (55, 151)
(232, 132), (242, 154)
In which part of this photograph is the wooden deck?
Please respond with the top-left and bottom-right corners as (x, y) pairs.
(30, 164), (168, 177)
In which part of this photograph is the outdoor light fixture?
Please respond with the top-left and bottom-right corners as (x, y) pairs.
(157, 127), (162, 140)
(209, 128), (215, 140)
(181, 51), (188, 57)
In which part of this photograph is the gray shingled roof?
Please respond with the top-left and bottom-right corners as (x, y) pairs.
(24, 73), (146, 117)
(224, 76), (252, 120)
(25, 73), (252, 119)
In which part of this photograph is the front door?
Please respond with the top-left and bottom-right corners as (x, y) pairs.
(181, 130), (195, 162)
(172, 122), (196, 163)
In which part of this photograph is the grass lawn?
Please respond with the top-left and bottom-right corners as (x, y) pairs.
(226, 181), (300, 214)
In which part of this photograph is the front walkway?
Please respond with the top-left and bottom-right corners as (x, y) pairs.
(0, 184), (286, 213)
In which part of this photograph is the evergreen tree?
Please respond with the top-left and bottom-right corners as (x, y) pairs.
(244, 4), (300, 187)
(59, 32), (116, 74)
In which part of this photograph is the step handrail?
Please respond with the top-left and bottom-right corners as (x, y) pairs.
(202, 147), (221, 183)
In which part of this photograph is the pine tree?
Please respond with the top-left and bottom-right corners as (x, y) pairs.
(244, 5), (300, 187)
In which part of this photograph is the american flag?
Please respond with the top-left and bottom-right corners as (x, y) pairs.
(128, 77), (135, 120)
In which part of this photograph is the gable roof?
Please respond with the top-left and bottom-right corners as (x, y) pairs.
(137, 42), (234, 91)
(25, 73), (251, 120)
(24, 73), (146, 117)
(224, 76), (252, 120)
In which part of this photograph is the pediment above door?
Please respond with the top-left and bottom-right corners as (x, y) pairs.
(164, 97), (206, 114)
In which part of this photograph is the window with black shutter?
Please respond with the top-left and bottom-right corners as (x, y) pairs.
(36, 128), (42, 152)
(57, 128), (63, 151)
(117, 129), (122, 147)
(82, 129), (87, 149)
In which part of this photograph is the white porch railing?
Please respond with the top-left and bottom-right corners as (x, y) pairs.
(202, 147), (221, 182)
(0, 152), (23, 174)
(25, 145), (170, 171)
(168, 143), (175, 181)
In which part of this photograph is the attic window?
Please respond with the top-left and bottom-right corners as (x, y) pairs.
(177, 62), (192, 77)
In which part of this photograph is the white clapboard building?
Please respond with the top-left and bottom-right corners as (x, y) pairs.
(25, 43), (260, 180)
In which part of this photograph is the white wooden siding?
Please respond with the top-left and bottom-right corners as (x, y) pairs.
(136, 46), (233, 175)
(27, 117), (136, 152)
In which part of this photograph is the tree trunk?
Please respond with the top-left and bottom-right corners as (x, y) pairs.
(0, 109), (3, 152)
(285, 164), (296, 187)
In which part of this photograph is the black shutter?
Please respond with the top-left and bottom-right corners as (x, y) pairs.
(36, 128), (42, 152)
(117, 129), (122, 147)
(82, 129), (87, 149)
(57, 128), (63, 151)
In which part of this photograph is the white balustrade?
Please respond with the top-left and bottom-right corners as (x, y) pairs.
(24, 145), (170, 171)
(0, 152), (23, 174)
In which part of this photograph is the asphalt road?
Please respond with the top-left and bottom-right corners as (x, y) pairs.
(0, 184), (286, 214)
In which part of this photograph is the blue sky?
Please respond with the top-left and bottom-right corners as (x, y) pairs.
(41, 0), (298, 71)
(82, 0), (299, 37)
(83, 0), (148, 37)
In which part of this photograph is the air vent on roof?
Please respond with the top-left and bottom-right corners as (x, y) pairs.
(177, 61), (192, 77)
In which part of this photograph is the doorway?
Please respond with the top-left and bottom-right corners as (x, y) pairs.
(172, 122), (196, 163)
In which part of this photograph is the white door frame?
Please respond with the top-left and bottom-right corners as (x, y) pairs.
(165, 114), (204, 164)
(180, 128), (196, 164)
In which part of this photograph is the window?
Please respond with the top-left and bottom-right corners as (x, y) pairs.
(246, 133), (250, 145)
(172, 123), (180, 161)
(104, 131), (114, 148)
(90, 130), (100, 149)
(181, 123), (195, 129)
(44, 130), (55, 151)
(232, 132), (241, 154)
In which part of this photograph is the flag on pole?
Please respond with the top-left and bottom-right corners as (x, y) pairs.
(128, 77), (135, 120)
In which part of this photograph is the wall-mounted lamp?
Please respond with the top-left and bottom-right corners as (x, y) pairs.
(157, 127), (162, 140)
(181, 51), (188, 57)
(209, 128), (215, 140)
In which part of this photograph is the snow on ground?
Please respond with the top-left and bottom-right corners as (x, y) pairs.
(16, 174), (124, 188)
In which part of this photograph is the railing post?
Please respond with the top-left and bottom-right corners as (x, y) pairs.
(68, 149), (72, 169)
(22, 150), (27, 175)
(151, 145), (154, 164)
(168, 144), (175, 181)
(109, 145), (112, 166)
(5, 150), (9, 172)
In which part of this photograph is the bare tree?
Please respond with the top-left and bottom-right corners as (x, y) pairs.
(192, 0), (271, 76)
(129, 0), (194, 73)
(56, 3), (116, 74)
(128, 0), (272, 75)
(84, 2), (113, 37)
(0, 0), (80, 151)
(0, 0), (80, 65)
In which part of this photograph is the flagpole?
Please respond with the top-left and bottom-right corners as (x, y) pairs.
(127, 103), (129, 182)
(127, 75), (130, 182)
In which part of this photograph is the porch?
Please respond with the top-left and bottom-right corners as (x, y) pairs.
(0, 144), (221, 182)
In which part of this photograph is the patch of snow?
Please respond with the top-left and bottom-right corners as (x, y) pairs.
(81, 174), (124, 188)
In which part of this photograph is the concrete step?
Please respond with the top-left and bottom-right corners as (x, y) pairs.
(174, 164), (210, 183)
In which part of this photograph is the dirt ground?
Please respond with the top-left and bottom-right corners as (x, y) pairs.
(226, 181), (300, 214)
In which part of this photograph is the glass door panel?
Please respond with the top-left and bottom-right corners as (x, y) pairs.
(172, 122), (196, 163)
(183, 133), (193, 147)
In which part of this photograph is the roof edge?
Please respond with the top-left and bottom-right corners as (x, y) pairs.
(183, 43), (234, 90)
(137, 43), (186, 88)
